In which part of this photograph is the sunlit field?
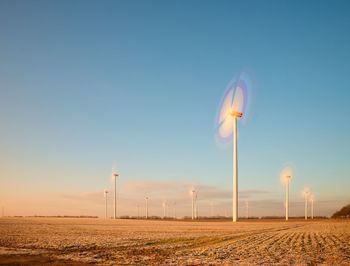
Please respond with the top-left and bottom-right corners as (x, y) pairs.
(0, 218), (349, 265)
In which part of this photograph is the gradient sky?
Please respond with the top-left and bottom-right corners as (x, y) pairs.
(1, 0), (349, 218)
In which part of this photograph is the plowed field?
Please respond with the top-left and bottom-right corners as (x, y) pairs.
(0, 218), (349, 265)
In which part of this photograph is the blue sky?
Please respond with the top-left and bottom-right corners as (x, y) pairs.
(0, 0), (349, 217)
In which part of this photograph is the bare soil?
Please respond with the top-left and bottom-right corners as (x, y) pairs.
(0, 218), (349, 265)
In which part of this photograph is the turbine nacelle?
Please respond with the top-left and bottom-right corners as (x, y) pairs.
(280, 167), (293, 186)
(309, 194), (315, 202)
(230, 111), (243, 118)
(303, 188), (310, 198)
(285, 175), (292, 184)
(189, 189), (196, 196)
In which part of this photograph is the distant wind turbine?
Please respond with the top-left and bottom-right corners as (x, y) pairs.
(111, 167), (119, 219)
(195, 190), (198, 219)
(284, 176), (291, 221)
(245, 201), (249, 219)
(280, 167), (293, 221)
(145, 197), (149, 219)
(173, 202), (176, 219)
(191, 189), (195, 220)
(309, 194), (315, 219)
(104, 189), (108, 219)
(303, 188), (310, 220)
(162, 200), (166, 219)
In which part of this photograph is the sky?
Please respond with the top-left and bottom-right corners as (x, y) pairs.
(1, 0), (349, 218)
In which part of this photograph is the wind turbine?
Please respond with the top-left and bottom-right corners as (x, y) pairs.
(173, 202), (176, 219)
(216, 73), (250, 222)
(145, 197), (149, 219)
(104, 189), (109, 219)
(194, 190), (198, 219)
(191, 189), (195, 220)
(231, 110), (241, 222)
(309, 194), (315, 219)
(162, 200), (166, 219)
(303, 188), (310, 220)
(210, 202), (214, 218)
(111, 168), (119, 219)
(245, 201), (249, 219)
(284, 176), (291, 221)
(280, 167), (293, 221)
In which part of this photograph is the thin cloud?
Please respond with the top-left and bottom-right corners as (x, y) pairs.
(124, 180), (186, 193)
(123, 180), (269, 201)
(58, 191), (104, 204)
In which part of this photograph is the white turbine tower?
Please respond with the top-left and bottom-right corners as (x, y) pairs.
(191, 189), (195, 220)
(145, 197), (149, 219)
(112, 169), (119, 219)
(303, 188), (310, 220)
(216, 73), (250, 222)
(162, 200), (166, 219)
(210, 202), (214, 218)
(173, 202), (176, 219)
(137, 204), (140, 219)
(309, 194), (315, 219)
(245, 201), (249, 219)
(280, 167), (293, 221)
(104, 189), (109, 219)
(195, 190), (198, 219)
(231, 110), (241, 222)
(284, 176), (291, 221)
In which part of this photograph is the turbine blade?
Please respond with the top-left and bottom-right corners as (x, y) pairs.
(214, 113), (229, 132)
(230, 75), (240, 106)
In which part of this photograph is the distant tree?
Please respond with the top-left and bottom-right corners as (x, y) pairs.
(332, 204), (350, 218)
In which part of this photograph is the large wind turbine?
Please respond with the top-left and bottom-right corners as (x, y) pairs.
(216, 73), (250, 222)
(231, 110), (242, 222)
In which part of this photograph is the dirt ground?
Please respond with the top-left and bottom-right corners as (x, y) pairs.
(0, 218), (349, 265)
